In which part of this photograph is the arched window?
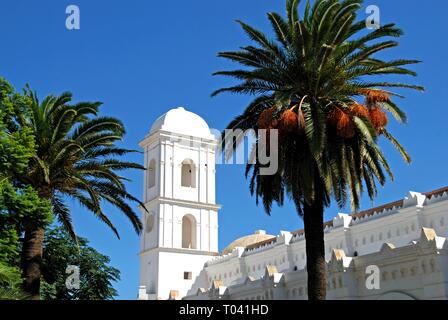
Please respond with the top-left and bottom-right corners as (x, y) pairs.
(181, 159), (196, 188)
(182, 214), (197, 249)
(148, 159), (156, 188)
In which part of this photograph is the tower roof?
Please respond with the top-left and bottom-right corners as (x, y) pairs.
(222, 230), (275, 255)
(149, 107), (215, 140)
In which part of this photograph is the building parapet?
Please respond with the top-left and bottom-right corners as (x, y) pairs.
(185, 227), (448, 300)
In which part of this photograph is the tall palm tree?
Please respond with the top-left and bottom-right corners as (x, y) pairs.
(213, 0), (423, 300)
(15, 89), (145, 299)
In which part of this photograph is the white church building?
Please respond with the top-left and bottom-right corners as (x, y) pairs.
(137, 107), (448, 300)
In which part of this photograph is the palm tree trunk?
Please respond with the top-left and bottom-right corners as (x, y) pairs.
(22, 226), (45, 300)
(21, 187), (51, 300)
(303, 177), (326, 300)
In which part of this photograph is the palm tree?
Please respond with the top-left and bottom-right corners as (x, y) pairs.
(213, 0), (423, 300)
(15, 89), (145, 299)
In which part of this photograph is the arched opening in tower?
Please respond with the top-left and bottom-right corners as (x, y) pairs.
(181, 159), (196, 188)
(182, 214), (197, 249)
(148, 159), (156, 188)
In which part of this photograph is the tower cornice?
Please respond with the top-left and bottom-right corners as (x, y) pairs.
(140, 196), (222, 211)
(139, 130), (218, 149)
(139, 246), (219, 257)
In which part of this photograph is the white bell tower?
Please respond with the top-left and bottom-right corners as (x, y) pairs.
(137, 107), (220, 300)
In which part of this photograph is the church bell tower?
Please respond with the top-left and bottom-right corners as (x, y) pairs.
(137, 107), (220, 300)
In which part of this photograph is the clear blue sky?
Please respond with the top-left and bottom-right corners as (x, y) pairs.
(1, 0), (447, 299)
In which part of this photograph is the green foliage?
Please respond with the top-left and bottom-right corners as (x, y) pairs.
(0, 224), (19, 265)
(0, 262), (21, 285)
(214, 0), (423, 213)
(0, 78), (35, 179)
(0, 78), (50, 299)
(40, 227), (120, 300)
(0, 262), (27, 300)
(0, 181), (53, 235)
